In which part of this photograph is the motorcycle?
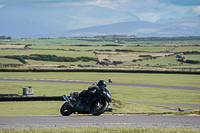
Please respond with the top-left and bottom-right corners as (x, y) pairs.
(60, 86), (112, 116)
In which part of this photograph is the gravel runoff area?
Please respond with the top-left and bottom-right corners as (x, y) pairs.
(0, 114), (200, 129)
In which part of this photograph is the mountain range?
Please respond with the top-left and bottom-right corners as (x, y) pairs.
(0, 4), (199, 38)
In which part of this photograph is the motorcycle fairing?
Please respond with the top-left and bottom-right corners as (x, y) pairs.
(76, 92), (102, 113)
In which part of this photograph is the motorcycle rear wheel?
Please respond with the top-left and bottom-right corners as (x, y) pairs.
(91, 100), (108, 116)
(60, 103), (73, 116)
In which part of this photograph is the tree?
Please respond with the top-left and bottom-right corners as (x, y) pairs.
(0, 35), (12, 39)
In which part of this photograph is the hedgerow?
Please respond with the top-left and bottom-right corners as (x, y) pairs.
(5, 54), (98, 64)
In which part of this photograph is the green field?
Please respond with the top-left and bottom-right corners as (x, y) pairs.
(123, 46), (175, 52)
(31, 45), (121, 51)
(127, 56), (181, 66)
(1, 72), (200, 87)
(27, 60), (97, 66)
(1, 36), (200, 46)
(174, 46), (200, 52)
(0, 36), (200, 117)
(0, 72), (199, 117)
(0, 58), (22, 64)
(0, 49), (95, 57)
(0, 36), (200, 70)
(184, 55), (200, 61)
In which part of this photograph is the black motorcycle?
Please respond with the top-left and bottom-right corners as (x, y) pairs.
(60, 86), (112, 116)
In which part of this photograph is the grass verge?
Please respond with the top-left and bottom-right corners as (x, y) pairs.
(0, 100), (199, 117)
(0, 127), (200, 133)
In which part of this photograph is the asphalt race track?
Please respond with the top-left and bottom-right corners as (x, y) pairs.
(0, 78), (200, 129)
(0, 78), (200, 91)
(0, 114), (200, 129)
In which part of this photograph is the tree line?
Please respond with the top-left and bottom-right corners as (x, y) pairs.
(5, 54), (98, 64)
(0, 35), (12, 39)
(76, 36), (200, 43)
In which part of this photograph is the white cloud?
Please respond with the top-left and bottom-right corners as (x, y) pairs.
(194, 6), (200, 14)
(85, 0), (130, 9)
(1, 0), (199, 22)
(46, 0), (130, 8)
(0, 4), (5, 8)
(116, 0), (199, 22)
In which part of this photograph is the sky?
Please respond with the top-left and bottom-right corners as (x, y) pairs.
(0, 0), (200, 22)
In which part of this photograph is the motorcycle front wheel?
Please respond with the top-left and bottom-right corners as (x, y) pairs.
(91, 99), (108, 116)
(60, 103), (73, 116)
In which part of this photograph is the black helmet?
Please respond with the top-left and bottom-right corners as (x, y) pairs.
(97, 80), (107, 87)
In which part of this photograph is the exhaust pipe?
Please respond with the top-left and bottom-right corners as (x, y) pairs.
(63, 95), (73, 107)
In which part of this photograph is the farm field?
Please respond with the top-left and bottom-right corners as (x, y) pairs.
(0, 36), (200, 71)
(0, 49), (95, 57)
(1, 36), (200, 45)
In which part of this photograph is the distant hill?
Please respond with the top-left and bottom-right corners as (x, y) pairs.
(50, 16), (200, 38)
(49, 21), (161, 37)
(0, 4), (199, 38)
(0, 4), (139, 38)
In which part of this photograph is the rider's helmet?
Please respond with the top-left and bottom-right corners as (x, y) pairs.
(97, 80), (107, 87)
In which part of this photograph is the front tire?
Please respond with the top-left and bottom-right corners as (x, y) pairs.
(91, 99), (108, 116)
(60, 103), (73, 116)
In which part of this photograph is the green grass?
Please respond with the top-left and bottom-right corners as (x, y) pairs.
(0, 49), (95, 57)
(1, 40), (200, 70)
(96, 52), (171, 62)
(0, 72), (200, 116)
(111, 86), (200, 104)
(1, 127), (199, 133)
(112, 101), (176, 114)
(126, 56), (181, 66)
(0, 101), (63, 117)
(167, 64), (200, 69)
(31, 45), (122, 51)
(2, 37), (200, 46)
(0, 81), (89, 96)
(0, 101), (170, 117)
(1, 80), (199, 104)
(0, 44), (25, 49)
(1, 38), (200, 118)
(124, 46), (175, 52)
(174, 46), (200, 52)
(0, 58), (23, 64)
(0, 72), (200, 87)
(1, 38), (118, 46)
(184, 55), (200, 61)
(26, 60), (97, 66)
(30, 45), (175, 52)
(122, 54), (200, 69)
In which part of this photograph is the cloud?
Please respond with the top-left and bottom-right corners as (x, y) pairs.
(109, 0), (200, 22)
(166, 0), (200, 6)
(45, 0), (130, 9)
(194, 6), (200, 14)
(0, 5), (5, 8)
(1, 0), (199, 22)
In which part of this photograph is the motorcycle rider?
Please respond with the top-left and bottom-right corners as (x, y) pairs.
(61, 80), (111, 116)
(79, 80), (107, 98)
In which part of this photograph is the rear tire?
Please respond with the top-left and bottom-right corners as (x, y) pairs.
(91, 100), (108, 116)
(60, 103), (73, 116)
